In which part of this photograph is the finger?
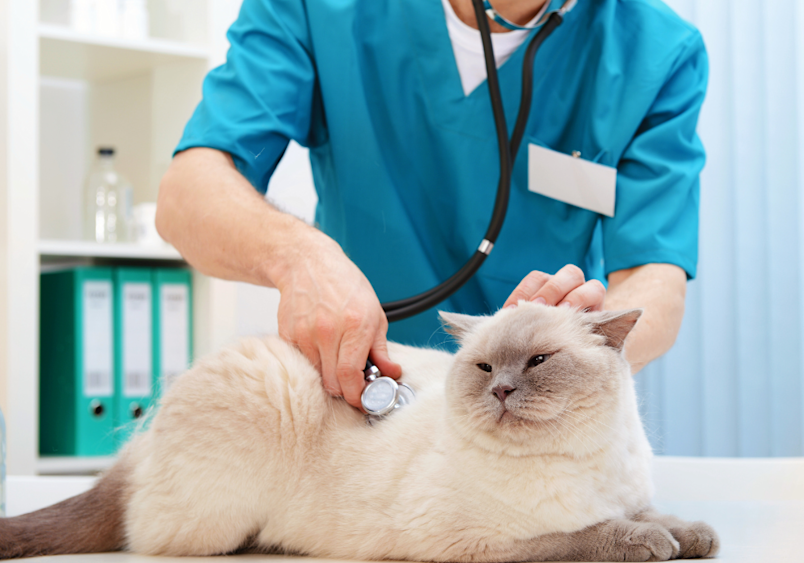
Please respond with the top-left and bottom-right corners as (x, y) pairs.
(369, 331), (402, 380)
(312, 314), (343, 397)
(336, 336), (373, 409)
(297, 338), (323, 374)
(531, 264), (586, 306)
(282, 323), (324, 376)
(557, 279), (607, 312)
(319, 339), (343, 397)
(503, 271), (552, 308)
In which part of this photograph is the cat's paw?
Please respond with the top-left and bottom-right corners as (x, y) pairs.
(631, 508), (720, 560)
(665, 520), (720, 559)
(617, 522), (680, 562)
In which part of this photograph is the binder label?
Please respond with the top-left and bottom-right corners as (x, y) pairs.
(160, 284), (189, 390)
(83, 281), (113, 397)
(123, 282), (153, 397)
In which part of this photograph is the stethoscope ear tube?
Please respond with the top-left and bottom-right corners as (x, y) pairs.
(510, 13), (563, 158)
(380, 2), (565, 323)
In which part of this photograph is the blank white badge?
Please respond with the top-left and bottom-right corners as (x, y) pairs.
(527, 144), (617, 217)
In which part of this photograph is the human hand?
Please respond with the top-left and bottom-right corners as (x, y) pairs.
(502, 264), (606, 312)
(273, 228), (402, 409)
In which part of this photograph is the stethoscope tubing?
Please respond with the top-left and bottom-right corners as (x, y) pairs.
(379, 1), (565, 323)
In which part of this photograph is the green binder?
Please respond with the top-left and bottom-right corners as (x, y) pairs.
(113, 268), (154, 444)
(40, 268), (117, 456)
(152, 269), (193, 398)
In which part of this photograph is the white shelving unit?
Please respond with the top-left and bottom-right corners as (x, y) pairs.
(0, 0), (245, 476)
(37, 455), (117, 476)
(39, 239), (183, 260)
(39, 23), (210, 82)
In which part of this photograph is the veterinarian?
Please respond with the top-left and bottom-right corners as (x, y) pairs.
(156, 0), (707, 409)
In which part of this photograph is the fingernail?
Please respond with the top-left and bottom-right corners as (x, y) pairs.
(559, 301), (571, 308)
(533, 297), (547, 306)
(504, 303), (517, 309)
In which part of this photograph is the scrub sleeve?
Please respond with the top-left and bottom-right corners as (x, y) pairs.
(175, 0), (318, 192)
(603, 32), (708, 280)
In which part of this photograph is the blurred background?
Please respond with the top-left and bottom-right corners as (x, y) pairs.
(0, 0), (802, 480)
(636, 0), (804, 458)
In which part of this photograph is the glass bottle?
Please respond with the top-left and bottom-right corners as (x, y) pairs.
(84, 147), (134, 243)
(1, 406), (6, 517)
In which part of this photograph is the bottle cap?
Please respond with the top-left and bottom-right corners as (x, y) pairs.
(98, 147), (116, 156)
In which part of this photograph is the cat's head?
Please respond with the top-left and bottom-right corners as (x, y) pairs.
(440, 302), (641, 456)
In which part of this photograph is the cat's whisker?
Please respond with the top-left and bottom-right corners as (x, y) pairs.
(547, 409), (619, 453)
(562, 410), (621, 442)
(538, 416), (566, 447)
(554, 412), (608, 444)
(550, 415), (599, 452)
(560, 416), (621, 455)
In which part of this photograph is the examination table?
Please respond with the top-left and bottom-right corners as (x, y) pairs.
(8, 457), (803, 563)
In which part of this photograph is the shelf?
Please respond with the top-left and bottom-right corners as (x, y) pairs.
(39, 239), (184, 261)
(2, 0), (235, 477)
(39, 24), (209, 81)
(37, 455), (117, 476)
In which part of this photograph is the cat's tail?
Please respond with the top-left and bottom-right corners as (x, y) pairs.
(0, 460), (130, 559)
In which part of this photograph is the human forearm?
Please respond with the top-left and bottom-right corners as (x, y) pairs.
(156, 147), (329, 289)
(604, 264), (687, 373)
(156, 147), (401, 407)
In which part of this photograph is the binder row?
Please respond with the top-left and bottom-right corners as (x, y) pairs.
(39, 267), (193, 457)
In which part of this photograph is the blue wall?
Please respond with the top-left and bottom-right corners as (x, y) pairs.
(636, 0), (804, 456)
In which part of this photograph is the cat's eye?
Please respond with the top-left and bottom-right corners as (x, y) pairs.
(476, 363), (492, 373)
(528, 354), (551, 368)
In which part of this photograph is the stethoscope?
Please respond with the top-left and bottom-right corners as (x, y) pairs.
(361, 0), (577, 416)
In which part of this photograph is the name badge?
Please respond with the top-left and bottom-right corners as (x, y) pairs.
(527, 144), (617, 217)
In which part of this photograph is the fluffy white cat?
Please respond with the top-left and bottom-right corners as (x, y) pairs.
(0, 303), (718, 561)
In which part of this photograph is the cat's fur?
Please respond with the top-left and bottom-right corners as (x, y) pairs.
(0, 303), (718, 561)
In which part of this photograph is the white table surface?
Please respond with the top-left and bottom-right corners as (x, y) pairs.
(21, 500), (804, 562)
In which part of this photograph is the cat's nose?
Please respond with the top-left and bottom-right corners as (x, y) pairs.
(492, 385), (516, 403)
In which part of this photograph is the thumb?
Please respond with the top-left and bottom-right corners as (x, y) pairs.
(369, 334), (402, 380)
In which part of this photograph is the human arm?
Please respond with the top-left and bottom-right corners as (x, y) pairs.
(592, 30), (706, 372)
(158, 0), (400, 408)
(156, 147), (401, 408)
(604, 263), (686, 373)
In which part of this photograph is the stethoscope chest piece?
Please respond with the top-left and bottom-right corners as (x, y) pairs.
(362, 362), (416, 417)
(362, 375), (399, 416)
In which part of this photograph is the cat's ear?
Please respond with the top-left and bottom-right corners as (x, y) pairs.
(588, 309), (643, 351)
(439, 311), (483, 341)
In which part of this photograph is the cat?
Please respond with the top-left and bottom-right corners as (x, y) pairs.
(0, 302), (719, 561)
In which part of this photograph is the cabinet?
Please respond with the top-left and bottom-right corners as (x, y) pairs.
(0, 0), (245, 475)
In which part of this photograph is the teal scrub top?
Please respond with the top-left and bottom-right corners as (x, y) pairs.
(176, 0), (708, 347)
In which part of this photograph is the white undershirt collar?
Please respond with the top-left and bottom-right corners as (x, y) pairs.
(441, 0), (550, 96)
